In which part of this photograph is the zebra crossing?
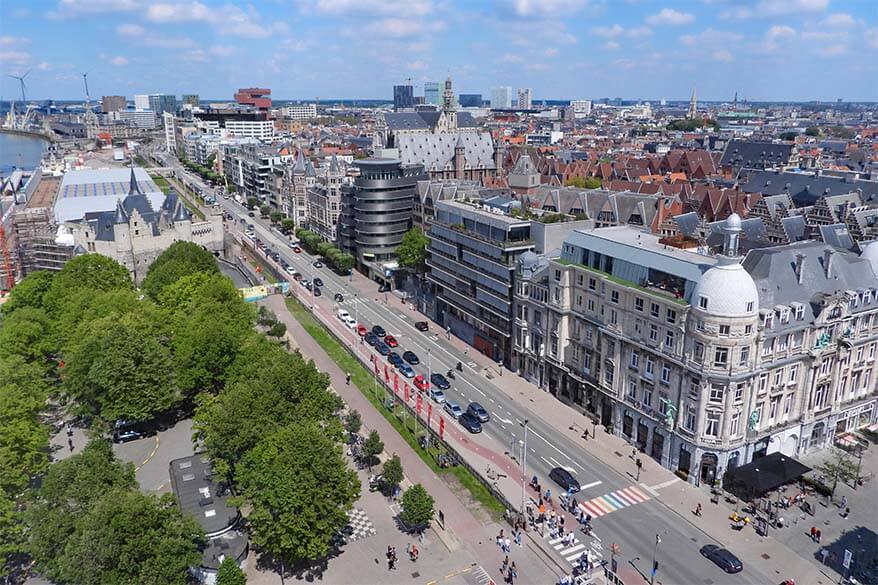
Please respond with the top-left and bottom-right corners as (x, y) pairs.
(546, 531), (602, 582)
(577, 485), (650, 518)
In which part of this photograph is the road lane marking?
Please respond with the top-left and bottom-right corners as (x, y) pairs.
(646, 478), (679, 492)
(540, 456), (551, 465)
(495, 415), (513, 425)
(580, 480), (602, 491)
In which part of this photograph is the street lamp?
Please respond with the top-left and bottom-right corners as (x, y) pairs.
(521, 419), (529, 515)
(650, 533), (661, 585)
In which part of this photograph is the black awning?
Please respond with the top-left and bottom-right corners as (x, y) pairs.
(723, 452), (812, 500)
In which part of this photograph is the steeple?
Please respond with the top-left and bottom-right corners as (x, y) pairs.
(329, 153), (340, 173)
(128, 167), (141, 195)
(687, 87), (698, 120)
(173, 201), (190, 222)
(293, 148), (306, 174)
(113, 199), (129, 224)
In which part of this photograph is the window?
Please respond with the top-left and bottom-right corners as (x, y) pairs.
(719, 324), (730, 335)
(588, 278), (596, 291)
(635, 297), (644, 312)
(660, 364), (671, 384)
(778, 334), (788, 351)
(604, 363), (614, 385)
(791, 331), (804, 349)
(754, 402), (764, 427)
(666, 309), (677, 324)
(784, 394), (793, 415)
(780, 309), (790, 324)
(583, 352), (591, 373)
(795, 305), (805, 320)
(576, 294), (583, 307)
(690, 378), (700, 397)
(550, 337), (558, 356)
(764, 313), (774, 328)
(746, 301), (754, 313)
(611, 290), (619, 304)
(856, 346), (864, 363)
(734, 382), (745, 402)
(650, 302), (660, 318)
(610, 309), (618, 325)
(739, 346), (750, 365)
(628, 378), (637, 398)
(659, 393), (669, 415)
(788, 365), (798, 384)
(709, 384), (723, 403)
(587, 299), (595, 312)
(870, 343), (876, 360)
(645, 357), (655, 379)
(576, 274), (584, 286)
(649, 324), (658, 342)
(774, 368), (783, 387)
(699, 296), (709, 310)
(694, 341), (705, 361)
(705, 412), (720, 437)
(769, 396), (780, 420)
(554, 269), (561, 281)
(643, 386), (653, 407)
(553, 288), (560, 303)
(758, 373), (768, 392)
(730, 412), (741, 436)
(665, 330), (675, 350)
(820, 359), (832, 376)
(714, 347), (729, 366)
(763, 338), (774, 356)
(745, 324), (752, 335)
(630, 351), (639, 369)
(684, 407), (696, 431)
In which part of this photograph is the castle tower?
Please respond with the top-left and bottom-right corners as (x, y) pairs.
(454, 133), (465, 179)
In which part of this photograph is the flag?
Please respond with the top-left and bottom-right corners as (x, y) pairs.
(393, 373), (399, 394)
(439, 416), (445, 440)
(373, 360), (379, 377)
(416, 393), (422, 416)
(404, 383), (410, 402)
(427, 403), (432, 428)
(384, 364), (390, 382)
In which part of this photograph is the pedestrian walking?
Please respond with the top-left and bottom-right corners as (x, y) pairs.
(810, 526), (817, 541)
(386, 547), (393, 570)
(504, 537), (511, 553)
(560, 515), (565, 529)
(501, 555), (509, 574)
(778, 516), (785, 528)
(68, 437), (74, 452)
(839, 496), (847, 509)
(816, 529), (822, 543)
(66, 423), (74, 437)
(514, 529), (522, 546)
(346, 372), (351, 385)
(695, 503), (703, 517)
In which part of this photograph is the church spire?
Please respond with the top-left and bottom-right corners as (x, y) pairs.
(688, 87), (698, 120)
(128, 167), (141, 195)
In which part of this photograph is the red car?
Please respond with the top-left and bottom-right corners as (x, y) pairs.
(356, 324), (368, 337)
(413, 374), (430, 392)
(293, 245), (302, 253)
(384, 335), (398, 348)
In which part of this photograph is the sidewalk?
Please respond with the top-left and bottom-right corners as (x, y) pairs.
(263, 294), (558, 585)
(443, 337), (837, 585)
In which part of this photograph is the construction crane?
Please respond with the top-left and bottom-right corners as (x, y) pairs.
(0, 225), (14, 293)
(82, 71), (97, 137)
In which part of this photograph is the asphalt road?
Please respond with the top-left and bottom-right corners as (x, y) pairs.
(154, 152), (775, 585)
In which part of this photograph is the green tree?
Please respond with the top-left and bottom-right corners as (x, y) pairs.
(565, 176), (602, 189)
(779, 131), (799, 141)
(281, 219), (296, 234)
(269, 211), (284, 224)
(26, 439), (137, 579)
(247, 197), (259, 209)
(1, 270), (54, 315)
(268, 322), (287, 338)
(400, 484), (434, 529)
(207, 153), (217, 168)
(259, 205), (272, 217)
(236, 424), (360, 565)
(43, 255), (132, 316)
(0, 491), (22, 577)
(0, 379), (50, 497)
(361, 430), (384, 471)
(344, 410), (362, 436)
(805, 126), (821, 137)
(142, 241), (219, 300)
(56, 490), (204, 585)
(0, 307), (57, 371)
(815, 448), (859, 496)
(381, 455), (403, 492)
(216, 556), (247, 585)
(396, 227), (429, 271)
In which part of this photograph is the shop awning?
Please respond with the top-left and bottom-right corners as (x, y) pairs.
(723, 452), (812, 500)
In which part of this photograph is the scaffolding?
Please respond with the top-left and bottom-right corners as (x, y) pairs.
(11, 175), (73, 277)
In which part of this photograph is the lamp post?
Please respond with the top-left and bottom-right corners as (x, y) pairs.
(521, 419), (529, 515)
(650, 533), (661, 585)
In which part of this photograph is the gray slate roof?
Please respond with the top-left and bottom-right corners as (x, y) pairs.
(720, 140), (794, 171)
(740, 169), (878, 206)
(384, 111), (478, 131)
(396, 131), (496, 171)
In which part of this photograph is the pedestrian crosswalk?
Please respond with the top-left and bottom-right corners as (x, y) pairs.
(577, 485), (650, 519)
(547, 531), (601, 582)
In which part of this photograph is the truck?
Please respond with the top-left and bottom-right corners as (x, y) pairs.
(113, 148), (125, 162)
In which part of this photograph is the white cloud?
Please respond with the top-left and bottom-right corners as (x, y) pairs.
(110, 55), (128, 66)
(766, 25), (796, 40)
(0, 36), (30, 47)
(116, 23), (144, 36)
(37, 61), (51, 71)
(721, 0), (828, 20)
(116, 24), (193, 48)
(601, 41), (620, 50)
(145, 2), (286, 38)
(614, 58), (635, 69)
(593, 24), (651, 38)
(508, 0), (593, 18)
(524, 62), (549, 71)
(824, 13), (855, 28)
(544, 47), (559, 57)
(407, 60), (428, 70)
(627, 26), (653, 38)
(680, 29), (743, 46)
(0, 51), (30, 66)
(867, 28), (878, 49)
(311, 0), (432, 17)
(646, 8), (694, 26)
(210, 45), (234, 57)
(560, 32), (577, 44)
(500, 53), (523, 63)
(362, 17), (443, 38)
(48, 0), (138, 19)
(712, 49), (733, 62)
(819, 44), (847, 56)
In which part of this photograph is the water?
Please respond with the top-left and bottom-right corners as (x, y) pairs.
(0, 132), (48, 175)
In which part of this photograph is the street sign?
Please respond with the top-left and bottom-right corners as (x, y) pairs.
(843, 549), (852, 569)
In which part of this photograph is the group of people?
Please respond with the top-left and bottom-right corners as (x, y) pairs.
(499, 556), (518, 584)
(385, 546), (398, 570)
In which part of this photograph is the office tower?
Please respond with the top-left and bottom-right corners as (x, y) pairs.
(148, 94), (177, 116)
(101, 95), (127, 113)
(491, 87), (512, 109)
(182, 94), (200, 107)
(424, 82), (441, 106)
(517, 88), (532, 110)
(234, 88), (272, 110)
(459, 94), (482, 108)
(134, 94), (150, 111)
(393, 84), (415, 111)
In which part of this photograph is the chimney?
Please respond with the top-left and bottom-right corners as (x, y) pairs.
(823, 249), (834, 278)
(795, 254), (806, 284)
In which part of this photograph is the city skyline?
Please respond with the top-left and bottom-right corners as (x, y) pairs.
(0, 0), (876, 102)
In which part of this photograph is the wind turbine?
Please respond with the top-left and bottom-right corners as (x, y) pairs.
(8, 70), (29, 103)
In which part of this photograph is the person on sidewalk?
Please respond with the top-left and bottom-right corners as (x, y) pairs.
(839, 495), (847, 509)
(500, 555), (509, 575)
(816, 528), (821, 543)
(841, 507), (850, 519)
(810, 526), (816, 541)
(504, 537), (511, 553)
(346, 372), (351, 385)
(695, 503), (702, 517)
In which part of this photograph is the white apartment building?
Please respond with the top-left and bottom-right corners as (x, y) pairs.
(570, 100), (592, 115)
(514, 217), (878, 485)
(517, 88), (532, 110)
(281, 104), (318, 120)
(491, 87), (512, 110)
(163, 112), (176, 152)
(224, 119), (274, 141)
(117, 110), (157, 129)
(134, 94), (150, 111)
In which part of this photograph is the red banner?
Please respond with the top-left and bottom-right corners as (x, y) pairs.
(427, 403), (432, 428)
(373, 360), (380, 377)
(393, 373), (399, 394)
(404, 383), (410, 402)
(439, 416), (445, 440)
(416, 393), (422, 416)
(384, 364), (390, 383)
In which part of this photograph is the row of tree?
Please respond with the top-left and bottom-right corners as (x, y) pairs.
(179, 155), (222, 185)
(295, 228), (355, 273)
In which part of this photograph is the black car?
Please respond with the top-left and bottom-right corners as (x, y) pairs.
(700, 545), (743, 574)
(402, 350), (420, 365)
(364, 332), (379, 346)
(313, 287), (322, 297)
(375, 341), (391, 356)
(313, 277), (324, 287)
(111, 420), (147, 443)
(430, 373), (450, 390)
(414, 321), (429, 332)
(459, 412), (482, 433)
(372, 325), (386, 337)
(387, 352), (403, 367)
(549, 466), (581, 493)
(466, 402), (490, 423)
(334, 293), (345, 302)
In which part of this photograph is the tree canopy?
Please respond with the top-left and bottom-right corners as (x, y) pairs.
(216, 556), (247, 585)
(42, 255), (132, 315)
(142, 241), (219, 300)
(1, 270), (54, 316)
(565, 176), (602, 189)
(396, 227), (429, 271)
(400, 484), (434, 529)
(666, 118), (720, 132)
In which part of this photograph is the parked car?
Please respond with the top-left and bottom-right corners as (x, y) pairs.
(398, 364), (416, 378)
(375, 341), (391, 356)
(313, 287), (322, 297)
(313, 277), (323, 287)
(414, 321), (429, 332)
(371, 325), (386, 337)
(466, 402), (490, 423)
(387, 352), (403, 367)
(549, 467), (581, 493)
(413, 374), (429, 391)
(337, 309), (356, 328)
(357, 324), (368, 337)
(384, 334), (398, 348)
(430, 373), (450, 390)
(313, 260), (323, 268)
(285, 266), (297, 275)
(458, 412), (482, 433)
(443, 401), (463, 419)
(334, 293), (345, 302)
(364, 332), (379, 346)
(111, 420), (147, 443)
(700, 545), (743, 574)
(429, 388), (446, 404)
(293, 245), (302, 253)
(402, 351), (419, 365)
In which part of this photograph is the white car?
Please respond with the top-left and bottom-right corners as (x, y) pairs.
(336, 309), (357, 328)
(285, 266), (297, 276)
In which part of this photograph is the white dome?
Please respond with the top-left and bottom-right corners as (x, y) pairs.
(726, 212), (742, 231)
(691, 257), (758, 318)
(862, 241), (878, 276)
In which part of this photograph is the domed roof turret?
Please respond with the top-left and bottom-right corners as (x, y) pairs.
(518, 251), (539, 269)
(862, 241), (878, 276)
(691, 256), (758, 318)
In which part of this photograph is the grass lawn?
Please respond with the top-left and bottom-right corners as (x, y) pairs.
(285, 297), (506, 520)
(133, 155), (149, 167)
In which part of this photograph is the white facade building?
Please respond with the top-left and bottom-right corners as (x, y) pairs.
(570, 100), (592, 116)
(118, 110), (158, 129)
(134, 94), (150, 111)
(163, 112), (176, 153)
(281, 104), (318, 120)
(491, 87), (513, 109)
(224, 119), (274, 141)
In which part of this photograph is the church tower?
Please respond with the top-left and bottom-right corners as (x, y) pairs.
(687, 87), (698, 120)
(443, 76), (457, 131)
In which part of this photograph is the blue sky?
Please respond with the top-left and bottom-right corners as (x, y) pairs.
(1, 0), (876, 102)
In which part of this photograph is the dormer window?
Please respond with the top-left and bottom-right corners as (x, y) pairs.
(764, 313), (774, 328)
(780, 309), (790, 324)
(698, 296), (708, 310)
(795, 305), (805, 320)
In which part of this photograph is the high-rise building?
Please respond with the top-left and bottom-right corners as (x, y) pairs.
(491, 87), (513, 109)
(393, 84), (414, 111)
(101, 95), (127, 113)
(148, 94), (177, 116)
(134, 94), (150, 111)
(570, 100), (592, 115)
(234, 88), (272, 110)
(424, 82), (441, 106)
(182, 94), (200, 107)
(517, 88), (532, 110)
(459, 94), (482, 108)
